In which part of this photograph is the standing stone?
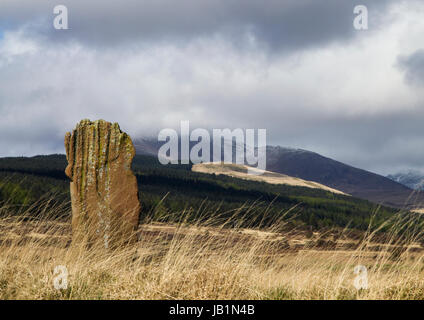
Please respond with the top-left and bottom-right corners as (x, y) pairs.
(64, 119), (141, 248)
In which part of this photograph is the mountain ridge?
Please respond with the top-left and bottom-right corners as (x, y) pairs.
(134, 138), (424, 209)
(387, 171), (424, 191)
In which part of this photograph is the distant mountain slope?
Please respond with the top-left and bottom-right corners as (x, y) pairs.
(387, 171), (424, 191)
(266, 146), (423, 209)
(134, 138), (423, 209)
(192, 162), (347, 195)
(133, 138), (164, 156)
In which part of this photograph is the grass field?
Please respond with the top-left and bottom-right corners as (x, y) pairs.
(1, 199), (424, 300)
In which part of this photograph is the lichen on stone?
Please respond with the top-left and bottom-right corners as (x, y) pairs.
(64, 119), (141, 248)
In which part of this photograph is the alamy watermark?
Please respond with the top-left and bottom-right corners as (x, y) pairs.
(353, 265), (369, 290)
(158, 121), (267, 175)
(53, 265), (68, 290)
(53, 5), (69, 30)
(353, 5), (368, 30)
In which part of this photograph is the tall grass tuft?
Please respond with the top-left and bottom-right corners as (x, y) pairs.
(0, 194), (424, 300)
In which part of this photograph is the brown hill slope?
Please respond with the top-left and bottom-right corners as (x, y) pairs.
(134, 138), (424, 209)
(266, 147), (424, 209)
(192, 162), (347, 195)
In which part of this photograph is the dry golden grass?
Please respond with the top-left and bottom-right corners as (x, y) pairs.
(1, 199), (424, 300)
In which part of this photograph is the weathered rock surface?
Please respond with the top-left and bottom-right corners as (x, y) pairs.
(65, 119), (140, 248)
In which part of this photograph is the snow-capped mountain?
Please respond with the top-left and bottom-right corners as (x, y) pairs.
(387, 171), (424, 191)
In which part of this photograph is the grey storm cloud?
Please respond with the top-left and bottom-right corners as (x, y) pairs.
(398, 49), (424, 86)
(0, 0), (396, 51)
(0, 0), (423, 176)
(267, 111), (424, 175)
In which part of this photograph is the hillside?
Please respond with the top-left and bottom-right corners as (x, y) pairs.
(0, 154), (399, 231)
(192, 162), (347, 195)
(266, 146), (424, 209)
(134, 138), (423, 209)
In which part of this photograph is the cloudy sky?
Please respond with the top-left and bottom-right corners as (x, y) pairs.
(0, 0), (423, 175)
